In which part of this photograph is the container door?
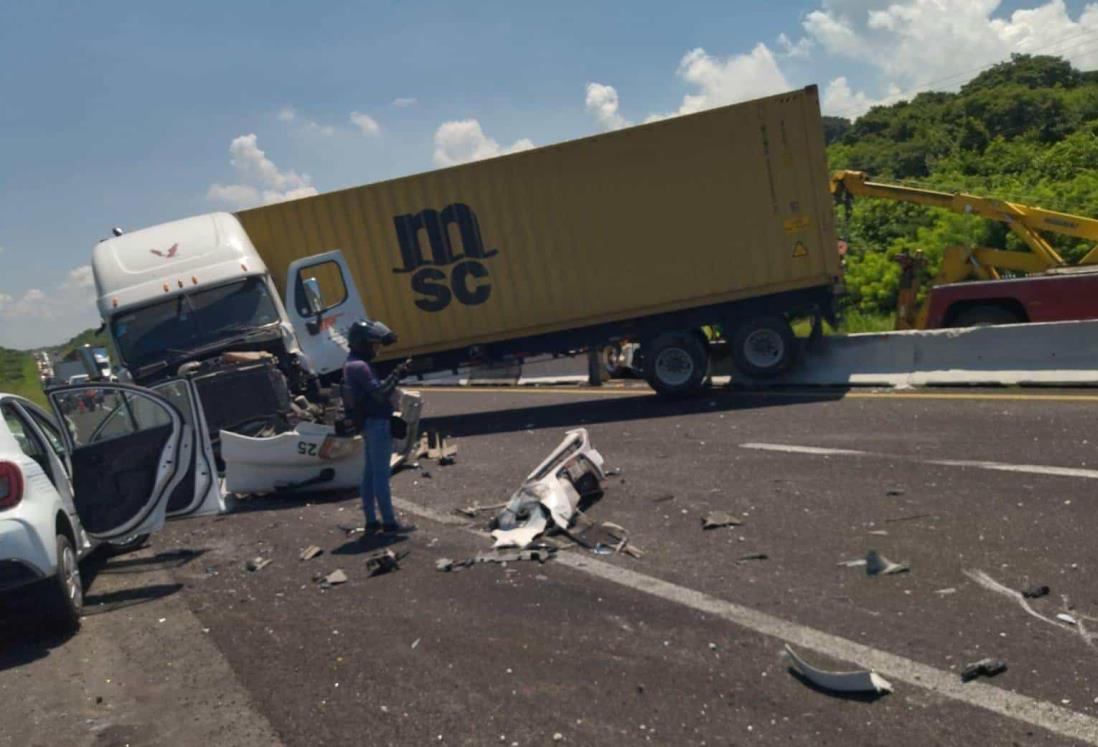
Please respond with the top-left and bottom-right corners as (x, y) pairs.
(46, 383), (191, 542)
(152, 378), (225, 518)
(285, 250), (367, 376)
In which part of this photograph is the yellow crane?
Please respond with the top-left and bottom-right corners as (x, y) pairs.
(829, 170), (1098, 329)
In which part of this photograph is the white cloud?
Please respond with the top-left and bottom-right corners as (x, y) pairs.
(0, 265), (100, 347)
(207, 133), (319, 209)
(350, 111), (381, 136)
(585, 82), (631, 130)
(777, 33), (813, 59)
(821, 76), (903, 117)
(804, 0), (1098, 95)
(392, 97), (417, 108)
(277, 106), (297, 122)
(643, 44), (792, 123)
(432, 120), (534, 167)
(277, 105), (335, 135)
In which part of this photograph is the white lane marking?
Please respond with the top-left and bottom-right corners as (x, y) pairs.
(392, 497), (1098, 744)
(932, 459), (1098, 480)
(740, 442), (868, 457)
(742, 442), (1098, 479)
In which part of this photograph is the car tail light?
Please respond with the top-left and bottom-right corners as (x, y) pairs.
(0, 461), (24, 510)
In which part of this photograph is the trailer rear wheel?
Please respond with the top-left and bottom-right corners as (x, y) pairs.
(730, 316), (795, 378)
(642, 333), (708, 396)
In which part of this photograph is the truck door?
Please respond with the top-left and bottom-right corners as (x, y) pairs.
(285, 251), (368, 377)
(46, 383), (192, 542)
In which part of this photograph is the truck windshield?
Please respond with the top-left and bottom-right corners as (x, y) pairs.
(112, 277), (281, 369)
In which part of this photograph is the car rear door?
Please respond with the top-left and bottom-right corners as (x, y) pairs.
(47, 382), (192, 541)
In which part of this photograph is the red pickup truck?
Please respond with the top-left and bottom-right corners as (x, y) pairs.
(923, 267), (1098, 328)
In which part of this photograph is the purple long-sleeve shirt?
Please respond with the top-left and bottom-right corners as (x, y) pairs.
(343, 353), (393, 420)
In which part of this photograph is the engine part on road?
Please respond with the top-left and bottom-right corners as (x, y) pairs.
(782, 644), (893, 695)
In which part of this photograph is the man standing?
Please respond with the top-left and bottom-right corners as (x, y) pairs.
(343, 319), (413, 534)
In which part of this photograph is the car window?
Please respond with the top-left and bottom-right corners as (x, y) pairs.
(54, 388), (172, 446)
(27, 409), (68, 466)
(2, 404), (51, 477)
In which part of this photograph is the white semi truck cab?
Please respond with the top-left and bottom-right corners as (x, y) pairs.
(92, 213), (358, 458)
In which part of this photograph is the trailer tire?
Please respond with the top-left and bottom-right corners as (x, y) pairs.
(730, 315), (795, 379)
(642, 333), (708, 396)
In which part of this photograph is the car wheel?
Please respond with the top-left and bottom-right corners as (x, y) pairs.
(642, 332), (708, 396)
(730, 315), (796, 378)
(950, 305), (1025, 327)
(44, 534), (83, 632)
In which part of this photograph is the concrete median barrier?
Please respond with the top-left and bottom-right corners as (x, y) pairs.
(724, 319), (1098, 388)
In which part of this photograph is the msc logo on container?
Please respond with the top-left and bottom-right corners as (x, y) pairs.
(392, 203), (497, 312)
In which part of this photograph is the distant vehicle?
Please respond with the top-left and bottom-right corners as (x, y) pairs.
(67, 374), (89, 385)
(0, 382), (221, 630)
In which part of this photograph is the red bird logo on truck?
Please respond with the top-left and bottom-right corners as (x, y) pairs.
(150, 243), (179, 259)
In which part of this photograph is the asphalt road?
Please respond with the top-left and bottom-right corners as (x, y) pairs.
(3, 384), (1098, 746)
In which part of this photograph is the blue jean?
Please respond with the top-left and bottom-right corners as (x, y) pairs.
(360, 417), (395, 525)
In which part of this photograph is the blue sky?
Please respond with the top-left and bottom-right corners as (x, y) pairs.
(2, 0), (1096, 348)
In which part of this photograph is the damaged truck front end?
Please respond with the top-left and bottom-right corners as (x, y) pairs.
(92, 213), (418, 494)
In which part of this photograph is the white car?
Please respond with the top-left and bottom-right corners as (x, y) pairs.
(0, 380), (222, 630)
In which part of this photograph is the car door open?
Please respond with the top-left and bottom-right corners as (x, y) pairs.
(152, 378), (224, 518)
(285, 251), (367, 377)
(47, 383), (192, 542)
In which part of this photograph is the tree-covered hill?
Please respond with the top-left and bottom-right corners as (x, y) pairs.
(825, 54), (1098, 317)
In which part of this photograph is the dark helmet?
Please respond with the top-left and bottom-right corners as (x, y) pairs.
(348, 318), (397, 358)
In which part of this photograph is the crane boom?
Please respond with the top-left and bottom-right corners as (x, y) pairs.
(830, 170), (1098, 267)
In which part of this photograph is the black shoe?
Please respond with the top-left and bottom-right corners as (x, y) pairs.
(381, 522), (415, 534)
(364, 522), (383, 534)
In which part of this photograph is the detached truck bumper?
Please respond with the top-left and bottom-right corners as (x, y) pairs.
(221, 391), (423, 494)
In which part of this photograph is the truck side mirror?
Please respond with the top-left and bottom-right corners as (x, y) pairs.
(302, 277), (325, 316)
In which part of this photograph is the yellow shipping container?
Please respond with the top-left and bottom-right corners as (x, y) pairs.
(237, 86), (840, 390)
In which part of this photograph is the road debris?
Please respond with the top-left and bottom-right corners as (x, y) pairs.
(1022, 584), (1050, 599)
(964, 569), (1098, 650)
(738, 552), (769, 562)
(421, 429), (457, 464)
(651, 493), (675, 504)
(782, 644), (893, 694)
(315, 569), (348, 588)
(455, 502), (508, 519)
(866, 530), (889, 536)
(411, 638), (421, 650)
(701, 511), (744, 529)
(437, 546), (558, 572)
(883, 513), (932, 523)
(245, 557), (272, 572)
(837, 558), (867, 568)
(885, 488), (905, 496)
(961, 658), (1007, 682)
(490, 428), (606, 550)
(300, 545), (323, 561)
(865, 550), (910, 576)
(366, 549), (407, 577)
(935, 588), (957, 595)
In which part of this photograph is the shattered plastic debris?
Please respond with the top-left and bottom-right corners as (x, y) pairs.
(737, 552), (769, 562)
(1022, 584), (1050, 599)
(837, 558), (867, 568)
(245, 557), (272, 572)
(702, 511), (744, 530)
(366, 549), (406, 577)
(782, 644), (893, 694)
(300, 545), (323, 561)
(490, 428), (606, 549)
(865, 550), (910, 576)
(961, 658), (1007, 682)
(1057, 613), (1079, 626)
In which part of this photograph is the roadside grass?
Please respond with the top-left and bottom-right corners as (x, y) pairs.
(791, 310), (894, 337)
(0, 349), (46, 407)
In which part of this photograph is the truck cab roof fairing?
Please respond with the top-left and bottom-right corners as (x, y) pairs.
(92, 212), (269, 316)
